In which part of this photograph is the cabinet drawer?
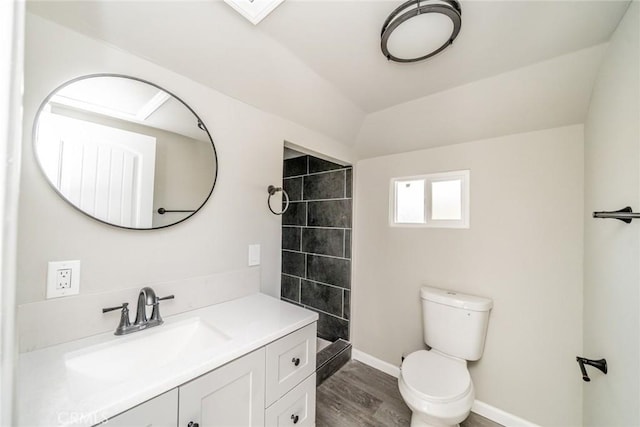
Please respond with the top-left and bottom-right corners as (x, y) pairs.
(265, 373), (316, 427)
(265, 322), (316, 406)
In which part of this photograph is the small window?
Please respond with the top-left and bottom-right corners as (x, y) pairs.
(390, 170), (469, 228)
(394, 179), (425, 223)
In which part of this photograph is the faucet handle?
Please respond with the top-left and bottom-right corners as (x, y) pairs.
(102, 302), (129, 313)
(102, 303), (132, 335)
(150, 295), (174, 324)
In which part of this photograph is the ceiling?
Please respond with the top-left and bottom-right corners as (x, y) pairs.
(260, 0), (628, 112)
(27, 0), (630, 154)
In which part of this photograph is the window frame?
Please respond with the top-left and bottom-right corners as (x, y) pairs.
(389, 170), (470, 229)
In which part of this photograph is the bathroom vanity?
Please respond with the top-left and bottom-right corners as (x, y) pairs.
(17, 293), (317, 427)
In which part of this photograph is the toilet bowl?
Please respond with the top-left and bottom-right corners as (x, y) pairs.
(398, 350), (474, 427)
(398, 287), (492, 427)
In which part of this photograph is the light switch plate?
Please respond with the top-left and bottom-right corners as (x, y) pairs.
(46, 260), (80, 298)
(248, 244), (261, 266)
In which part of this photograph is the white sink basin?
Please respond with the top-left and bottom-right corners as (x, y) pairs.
(65, 317), (230, 382)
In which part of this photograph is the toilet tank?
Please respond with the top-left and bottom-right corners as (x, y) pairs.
(421, 286), (493, 361)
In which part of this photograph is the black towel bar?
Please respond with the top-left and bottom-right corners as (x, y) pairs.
(157, 208), (195, 215)
(592, 206), (640, 224)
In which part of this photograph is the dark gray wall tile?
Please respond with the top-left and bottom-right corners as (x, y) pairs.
(284, 177), (302, 201)
(314, 309), (349, 341)
(344, 290), (350, 320)
(284, 156), (308, 177)
(302, 228), (344, 257)
(282, 250), (305, 277)
(344, 229), (351, 259)
(308, 200), (352, 228)
(301, 280), (343, 317)
(282, 227), (301, 251)
(282, 202), (306, 226)
(307, 255), (351, 289)
(281, 274), (300, 302)
(281, 154), (352, 328)
(309, 157), (344, 174)
(303, 170), (345, 200)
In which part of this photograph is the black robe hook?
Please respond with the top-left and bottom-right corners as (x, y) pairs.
(576, 356), (607, 382)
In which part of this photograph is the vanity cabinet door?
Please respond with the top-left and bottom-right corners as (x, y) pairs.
(101, 389), (178, 427)
(178, 348), (266, 427)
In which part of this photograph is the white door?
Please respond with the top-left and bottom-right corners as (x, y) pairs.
(38, 111), (156, 228)
(178, 348), (266, 427)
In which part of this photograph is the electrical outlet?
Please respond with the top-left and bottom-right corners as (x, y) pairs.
(47, 260), (80, 298)
(56, 268), (72, 289)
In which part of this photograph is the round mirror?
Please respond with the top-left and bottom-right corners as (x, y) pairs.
(33, 74), (218, 230)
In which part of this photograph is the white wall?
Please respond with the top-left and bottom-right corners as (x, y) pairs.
(18, 14), (353, 306)
(583, 2), (639, 425)
(353, 125), (584, 426)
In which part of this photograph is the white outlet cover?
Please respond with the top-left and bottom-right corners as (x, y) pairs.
(46, 260), (80, 299)
(248, 244), (261, 266)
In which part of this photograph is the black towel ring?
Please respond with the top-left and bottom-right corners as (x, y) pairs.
(267, 185), (290, 215)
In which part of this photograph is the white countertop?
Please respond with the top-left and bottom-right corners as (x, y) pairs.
(17, 293), (318, 427)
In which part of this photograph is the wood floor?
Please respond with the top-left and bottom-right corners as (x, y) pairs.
(316, 360), (502, 427)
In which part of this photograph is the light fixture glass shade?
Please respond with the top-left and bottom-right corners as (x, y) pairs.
(381, 0), (462, 63)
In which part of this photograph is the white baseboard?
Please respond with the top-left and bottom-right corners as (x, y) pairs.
(352, 349), (540, 427)
(352, 348), (401, 378)
(471, 401), (540, 427)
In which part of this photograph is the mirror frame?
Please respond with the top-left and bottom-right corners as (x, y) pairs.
(33, 73), (218, 230)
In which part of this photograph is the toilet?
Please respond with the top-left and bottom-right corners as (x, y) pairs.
(398, 286), (493, 427)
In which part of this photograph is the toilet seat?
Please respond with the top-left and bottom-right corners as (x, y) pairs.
(401, 350), (471, 403)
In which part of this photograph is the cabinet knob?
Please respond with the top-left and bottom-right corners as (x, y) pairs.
(291, 414), (299, 424)
(187, 422), (199, 427)
(292, 357), (300, 367)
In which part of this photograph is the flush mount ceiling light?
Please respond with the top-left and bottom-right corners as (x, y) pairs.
(381, 0), (462, 63)
(224, 0), (286, 25)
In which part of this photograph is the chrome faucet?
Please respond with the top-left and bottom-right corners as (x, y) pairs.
(103, 287), (174, 335)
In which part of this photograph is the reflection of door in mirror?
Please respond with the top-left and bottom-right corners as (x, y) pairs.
(38, 110), (156, 228)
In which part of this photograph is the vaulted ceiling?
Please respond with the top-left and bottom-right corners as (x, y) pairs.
(27, 1), (631, 157)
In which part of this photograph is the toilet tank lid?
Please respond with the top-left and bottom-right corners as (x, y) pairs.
(420, 286), (493, 311)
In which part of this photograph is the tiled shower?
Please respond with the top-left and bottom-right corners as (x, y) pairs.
(280, 154), (352, 343)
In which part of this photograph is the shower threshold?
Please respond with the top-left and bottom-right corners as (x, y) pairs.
(316, 338), (352, 386)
